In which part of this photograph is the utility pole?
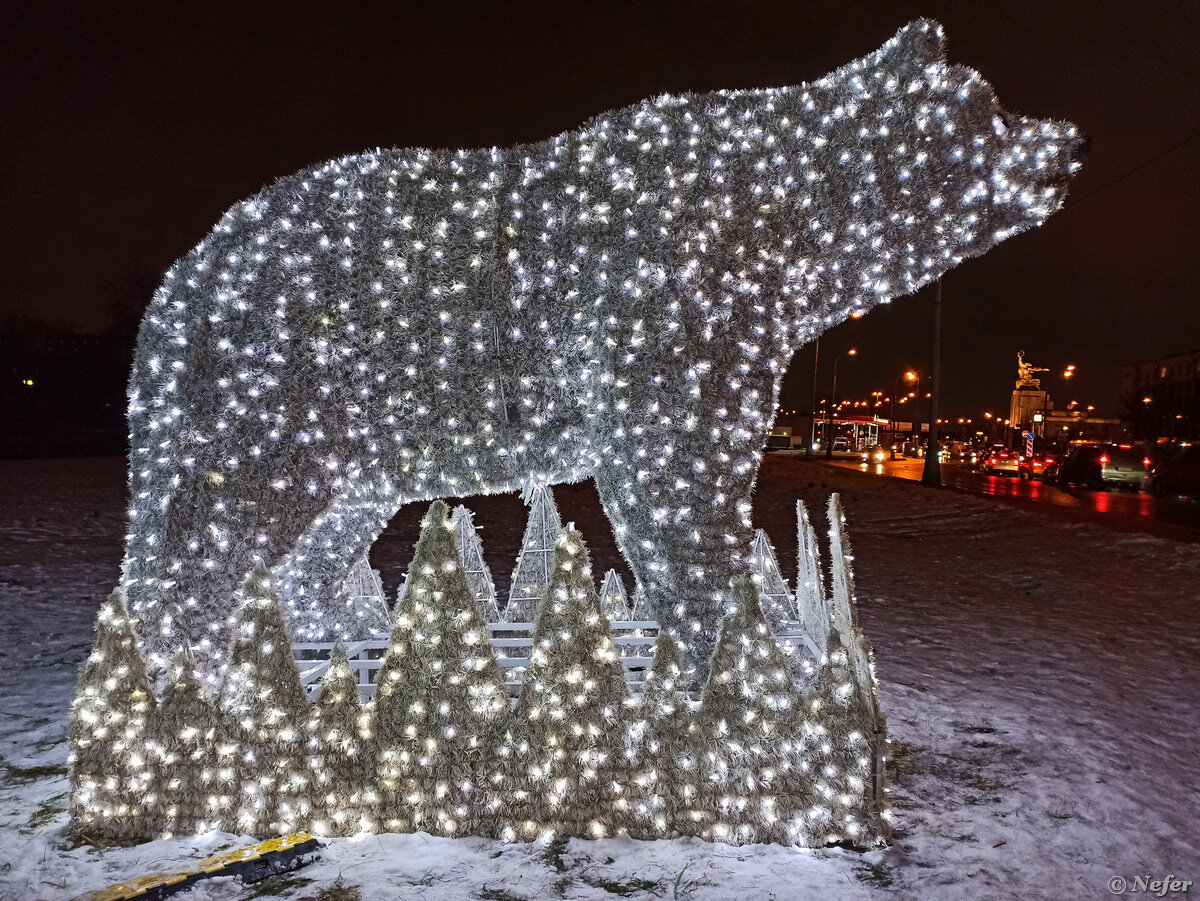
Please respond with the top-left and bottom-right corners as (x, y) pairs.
(921, 279), (943, 487)
(825, 347), (857, 460)
(806, 337), (820, 459)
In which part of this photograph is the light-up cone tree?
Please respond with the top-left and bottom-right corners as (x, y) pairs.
(803, 631), (887, 846)
(796, 500), (830, 655)
(503, 487), (562, 623)
(628, 631), (694, 839)
(372, 500), (510, 837)
(69, 590), (157, 842)
(146, 652), (226, 837)
(826, 495), (877, 707)
(693, 577), (813, 846)
(307, 645), (375, 836)
(334, 557), (393, 638)
(509, 527), (633, 839)
(817, 494), (888, 844)
(451, 505), (502, 622)
(751, 529), (797, 629)
(628, 587), (649, 621)
(220, 566), (313, 836)
(598, 569), (631, 622)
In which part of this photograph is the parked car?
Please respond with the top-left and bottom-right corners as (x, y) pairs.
(1019, 452), (1059, 481)
(1049, 444), (1150, 491)
(982, 448), (1020, 476)
(1149, 444), (1200, 498)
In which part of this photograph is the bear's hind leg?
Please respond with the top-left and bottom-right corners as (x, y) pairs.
(274, 487), (404, 642)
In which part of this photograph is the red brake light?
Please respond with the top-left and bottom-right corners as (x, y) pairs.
(1143, 457), (1152, 467)
(1099, 455), (1109, 464)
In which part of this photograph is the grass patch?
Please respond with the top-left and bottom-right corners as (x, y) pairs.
(586, 875), (661, 896)
(670, 865), (712, 899)
(855, 863), (894, 887)
(27, 800), (67, 830)
(477, 889), (527, 901)
(540, 837), (569, 873)
(242, 874), (314, 898)
(297, 882), (361, 901)
(4, 763), (67, 783)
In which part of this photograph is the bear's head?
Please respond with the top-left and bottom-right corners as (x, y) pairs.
(796, 19), (1086, 293)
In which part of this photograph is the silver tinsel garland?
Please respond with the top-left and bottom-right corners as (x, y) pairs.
(119, 19), (1082, 681)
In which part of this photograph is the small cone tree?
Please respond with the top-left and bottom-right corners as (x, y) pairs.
(509, 527), (633, 840)
(69, 590), (157, 842)
(796, 499), (829, 655)
(598, 569), (631, 622)
(629, 631), (694, 839)
(802, 631), (886, 847)
(372, 500), (510, 837)
(334, 557), (393, 639)
(693, 577), (812, 845)
(220, 566), (313, 836)
(451, 504), (502, 622)
(751, 529), (796, 628)
(812, 494), (889, 846)
(307, 645), (375, 836)
(503, 486), (563, 622)
(147, 652), (226, 837)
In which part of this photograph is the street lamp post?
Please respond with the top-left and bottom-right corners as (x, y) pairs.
(806, 338), (820, 459)
(921, 278), (943, 488)
(825, 347), (857, 459)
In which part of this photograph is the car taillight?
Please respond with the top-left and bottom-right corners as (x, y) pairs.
(1099, 455), (1108, 464)
(1143, 457), (1152, 467)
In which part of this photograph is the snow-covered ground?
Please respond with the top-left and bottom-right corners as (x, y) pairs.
(2, 456), (1197, 900)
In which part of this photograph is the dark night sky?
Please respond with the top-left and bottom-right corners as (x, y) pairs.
(2, 1), (1198, 417)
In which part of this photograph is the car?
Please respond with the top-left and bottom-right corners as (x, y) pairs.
(982, 448), (1020, 476)
(861, 444), (887, 463)
(1149, 444), (1200, 498)
(1100, 445), (1152, 491)
(1050, 444), (1151, 491)
(1019, 452), (1059, 481)
(1047, 444), (1104, 488)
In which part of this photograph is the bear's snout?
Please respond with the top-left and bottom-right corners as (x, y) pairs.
(1070, 135), (1091, 165)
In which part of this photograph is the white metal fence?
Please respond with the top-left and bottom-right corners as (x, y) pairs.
(294, 620), (821, 703)
(294, 620), (661, 701)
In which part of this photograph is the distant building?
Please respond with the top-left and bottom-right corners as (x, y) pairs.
(1120, 350), (1200, 441)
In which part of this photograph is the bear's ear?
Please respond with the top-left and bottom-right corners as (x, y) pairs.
(884, 18), (947, 65)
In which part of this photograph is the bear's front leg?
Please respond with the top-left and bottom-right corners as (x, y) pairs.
(593, 439), (758, 685)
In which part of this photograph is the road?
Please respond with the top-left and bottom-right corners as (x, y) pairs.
(810, 453), (1200, 543)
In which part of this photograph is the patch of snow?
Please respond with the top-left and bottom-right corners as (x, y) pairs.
(1, 457), (1197, 899)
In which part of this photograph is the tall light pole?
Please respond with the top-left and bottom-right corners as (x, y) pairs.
(825, 347), (858, 459)
(806, 337), (820, 459)
(921, 278), (943, 487)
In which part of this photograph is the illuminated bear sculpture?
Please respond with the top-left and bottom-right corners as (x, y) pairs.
(124, 20), (1083, 677)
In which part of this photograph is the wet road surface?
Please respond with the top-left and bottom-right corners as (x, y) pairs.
(812, 454), (1200, 543)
